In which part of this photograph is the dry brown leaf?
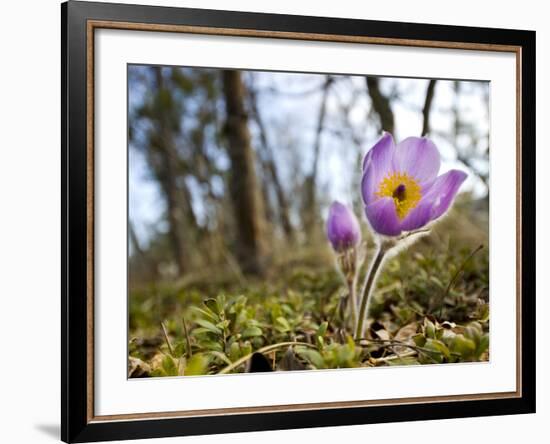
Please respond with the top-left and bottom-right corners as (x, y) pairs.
(392, 322), (418, 354)
(128, 356), (151, 378)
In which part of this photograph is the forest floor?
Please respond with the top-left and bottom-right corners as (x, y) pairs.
(128, 202), (489, 378)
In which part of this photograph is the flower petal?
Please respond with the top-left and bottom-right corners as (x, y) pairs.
(364, 197), (402, 236)
(361, 133), (396, 205)
(400, 169), (467, 231)
(361, 168), (378, 206)
(399, 198), (435, 232)
(362, 132), (395, 172)
(392, 137), (440, 183)
(425, 169), (468, 221)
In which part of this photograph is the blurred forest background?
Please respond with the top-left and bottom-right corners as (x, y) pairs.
(128, 66), (490, 377)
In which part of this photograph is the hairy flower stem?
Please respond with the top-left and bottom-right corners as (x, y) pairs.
(354, 243), (389, 340)
(348, 278), (358, 327)
(336, 248), (359, 329)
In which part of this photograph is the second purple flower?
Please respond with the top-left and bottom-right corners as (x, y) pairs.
(326, 201), (361, 252)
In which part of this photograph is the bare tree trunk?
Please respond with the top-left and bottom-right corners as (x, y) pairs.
(222, 70), (267, 275)
(260, 178), (275, 225)
(247, 82), (294, 240)
(153, 67), (188, 274)
(303, 76), (332, 231)
(366, 77), (394, 135)
(421, 80), (437, 136)
(129, 221), (157, 281)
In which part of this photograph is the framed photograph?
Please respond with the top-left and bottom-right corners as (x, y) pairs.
(61, 1), (535, 442)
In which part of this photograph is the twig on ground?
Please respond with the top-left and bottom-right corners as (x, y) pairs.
(218, 341), (316, 375)
(182, 316), (192, 358)
(160, 321), (174, 356)
(437, 244), (484, 318)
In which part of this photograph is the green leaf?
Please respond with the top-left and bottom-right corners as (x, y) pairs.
(150, 368), (166, 377)
(216, 294), (226, 312)
(336, 344), (356, 365)
(189, 306), (218, 323)
(317, 321), (328, 338)
(228, 342), (241, 361)
(208, 351), (232, 366)
(476, 302), (490, 323)
(424, 318), (436, 339)
(204, 298), (220, 315)
(216, 319), (230, 330)
(465, 322), (483, 343)
(185, 353), (209, 376)
(316, 336), (325, 350)
(241, 341), (252, 356)
(197, 340), (223, 352)
(161, 355), (179, 376)
(451, 334), (476, 358)
(275, 317), (291, 332)
(242, 327), (263, 338)
(191, 327), (218, 336)
(173, 341), (187, 358)
(476, 334), (489, 359)
(423, 339), (450, 363)
(194, 319), (222, 335)
(295, 348), (325, 369)
(429, 276), (444, 288)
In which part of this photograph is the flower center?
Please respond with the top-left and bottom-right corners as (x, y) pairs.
(393, 183), (407, 201)
(376, 172), (422, 219)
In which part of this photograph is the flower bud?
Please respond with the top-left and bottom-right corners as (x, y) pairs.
(326, 201), (361, 252)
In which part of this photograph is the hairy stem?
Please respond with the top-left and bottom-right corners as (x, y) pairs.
(354, 244), (388, 340)
(348, 278), (358, 327)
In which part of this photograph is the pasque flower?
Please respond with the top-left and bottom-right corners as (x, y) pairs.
(326, 201), (361, 252)
(361, 133), (467, 237)
(354, 134), (467, 339)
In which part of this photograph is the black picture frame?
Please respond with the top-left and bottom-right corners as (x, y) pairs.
(62, 1), (536, 442)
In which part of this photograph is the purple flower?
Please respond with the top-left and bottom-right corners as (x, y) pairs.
(361, 133), (467, 237)
(326, 201), (361, 252)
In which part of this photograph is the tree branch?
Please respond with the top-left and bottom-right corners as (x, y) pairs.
(421, 79), (437, 136)
(366, 77), (394, 134)
(247, 78), (294, 240)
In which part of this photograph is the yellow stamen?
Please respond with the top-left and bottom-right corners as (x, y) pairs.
(376, 172), (422, 219)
